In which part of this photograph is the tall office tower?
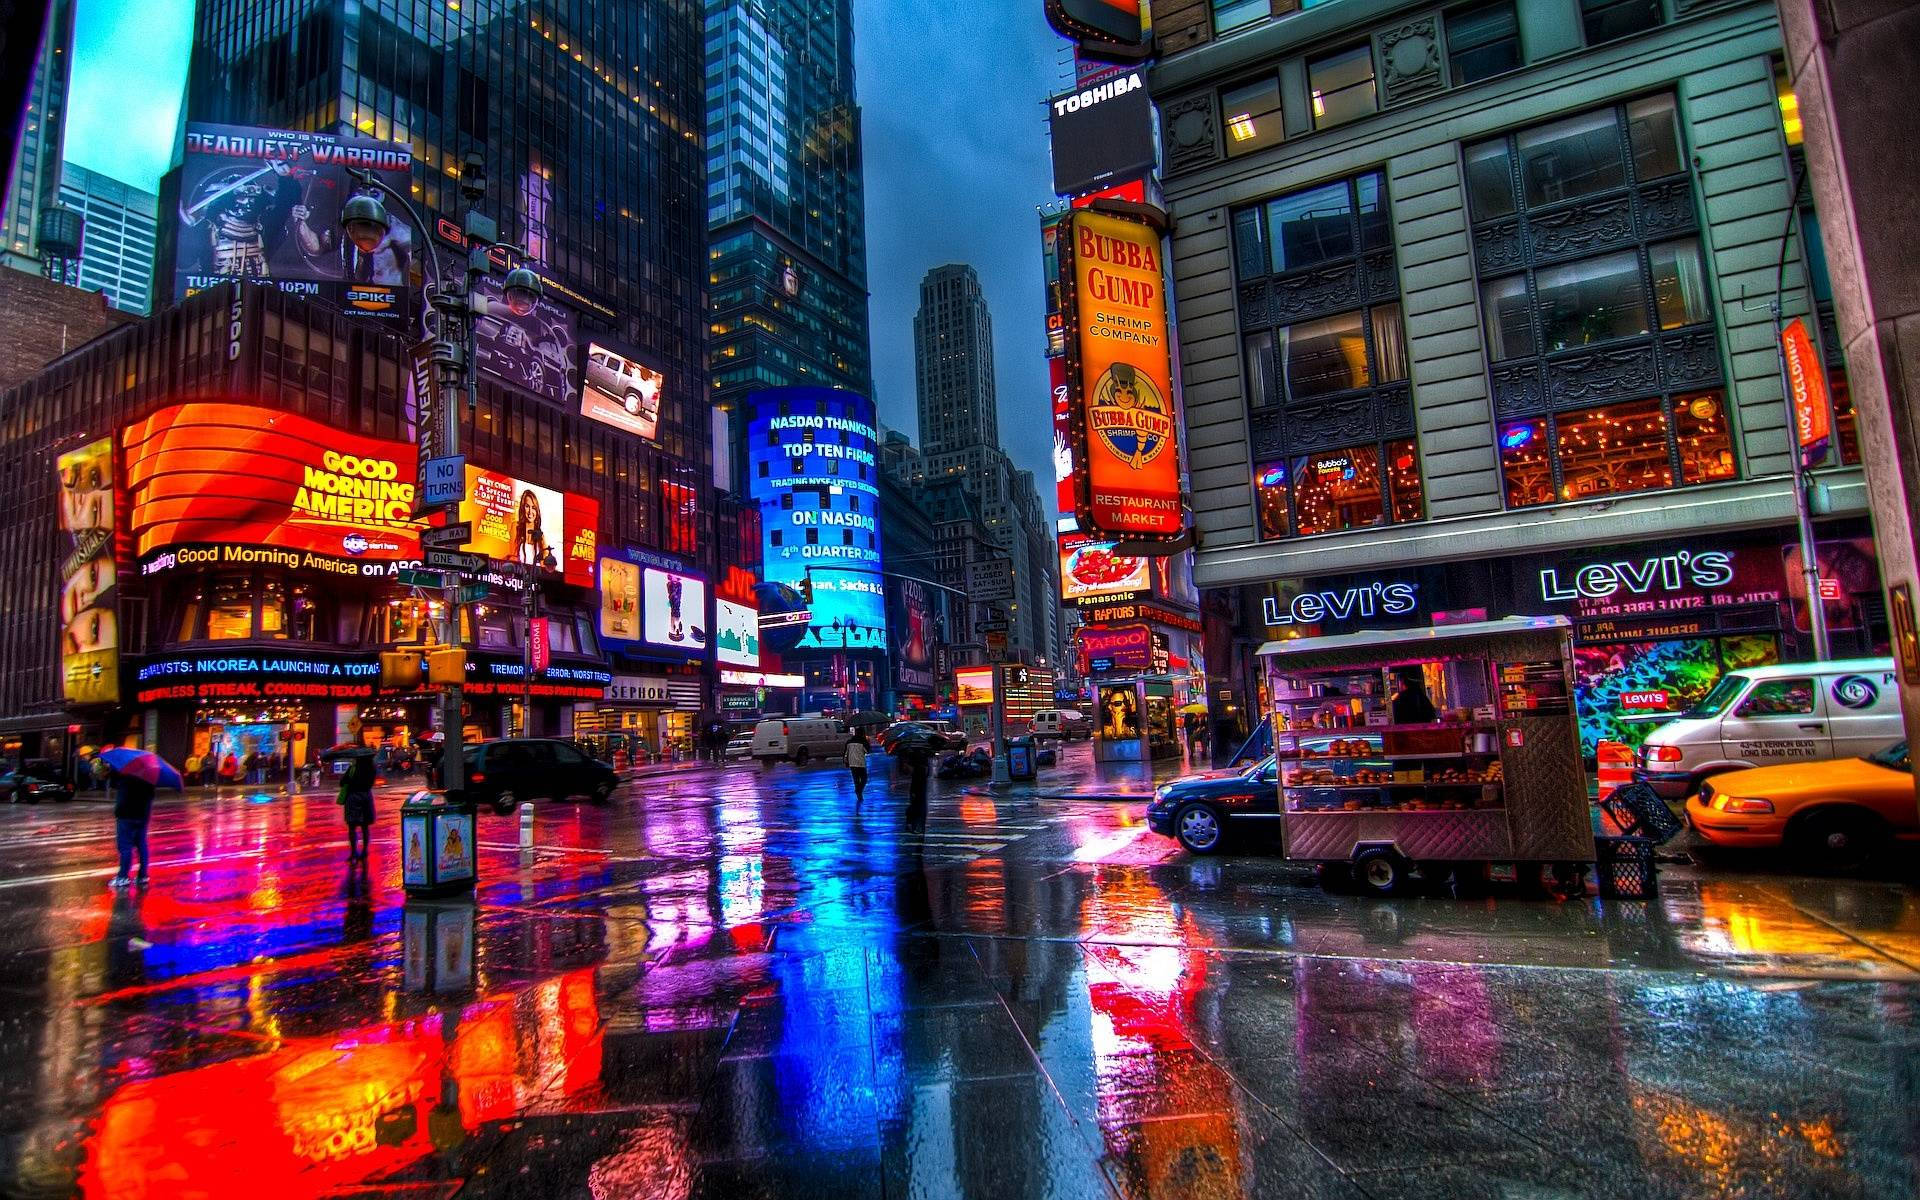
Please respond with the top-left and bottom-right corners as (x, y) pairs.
(1, 0), (74, 275)
(706, 0), (872, 486)
(171, 0), (710, 460)
(914, 263), (998, 456)
(58, 164), (157, 313)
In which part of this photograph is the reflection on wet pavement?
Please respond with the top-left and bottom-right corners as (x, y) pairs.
(0, 756), (1914, 1198)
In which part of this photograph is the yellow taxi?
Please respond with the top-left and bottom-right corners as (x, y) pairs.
(1686, 740), (1920, 868)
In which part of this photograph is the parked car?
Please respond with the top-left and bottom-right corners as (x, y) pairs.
(879, 720), (967, 754)
(1145, 756), (1280, 855)
(723, 733), (755, 761)
(1635, 658), (1901, 801)
(1685, 739), (1920, 869)
(461, 738), (619, 813)
(1027, 709), (1091, 742)
(0, 761), (73, 804)
(750, 716), (851, 767)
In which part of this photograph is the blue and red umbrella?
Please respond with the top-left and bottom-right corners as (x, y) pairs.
(98, 747), (185, 791)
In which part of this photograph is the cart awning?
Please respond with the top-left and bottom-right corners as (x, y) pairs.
(1256, 615), (1570, 658)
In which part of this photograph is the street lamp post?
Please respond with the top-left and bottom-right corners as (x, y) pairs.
(522, 550), (556, 736)
(340, 155), (542, 796)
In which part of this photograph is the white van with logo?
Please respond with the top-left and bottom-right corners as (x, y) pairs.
(1028, 709), (1091, 741)
(1635, 658), (1901, 800)
(751, 716), (850, 768)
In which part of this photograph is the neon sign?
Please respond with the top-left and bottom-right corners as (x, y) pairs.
(1262, 582), (1418, 626)
(1539, 550), (1733, 603)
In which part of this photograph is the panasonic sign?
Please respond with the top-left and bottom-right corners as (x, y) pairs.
(1263, 582), (1419, 627)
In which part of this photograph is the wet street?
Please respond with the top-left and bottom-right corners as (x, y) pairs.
(0, 749), (1917, 1199)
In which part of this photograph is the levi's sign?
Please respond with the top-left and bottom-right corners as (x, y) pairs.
(1539, 550), (1733, 603)
(1263, 582), (1418, 627)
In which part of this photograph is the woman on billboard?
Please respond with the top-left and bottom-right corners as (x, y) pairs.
(511, 488), (554, 569)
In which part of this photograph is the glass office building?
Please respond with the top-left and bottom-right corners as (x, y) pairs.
(705, 0), (872, 488)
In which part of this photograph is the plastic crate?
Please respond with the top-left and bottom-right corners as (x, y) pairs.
(1594, 835), (1657, 899)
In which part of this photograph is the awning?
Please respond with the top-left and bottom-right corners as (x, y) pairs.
(1257, 616), (1570, 658)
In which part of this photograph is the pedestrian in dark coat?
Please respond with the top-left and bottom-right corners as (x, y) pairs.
(846, 732), (870, 807)
(340, 754), (377, 861)
(110, 769), (157, 888)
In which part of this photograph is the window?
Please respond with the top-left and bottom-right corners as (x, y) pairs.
(1515, 109), (1625, 208)
(1498, 417), (1551, 507)
(1625, 94), (1684, 181)
(1212, 0), (1268, 34)
(1648, 238), (1710, 330)
(1831, 372), (1861, 466)
(206, 576), (255, 640)
(1371, 302), (1409, 383)
(1279, 311), (1369, 400)
(1497, 391), (1735, 507)
(1244, 329), (1277, 407)
(1535, 250), (1649, 351)
(1463, 139), (1516, 220)
(1268, 438), (1426, 537)
(1255, 461), (1291, 539)
(1447, 2), (1520, 85)
(1580, 0), (1661, 46)
(1672, 391), (1737, 484)
(1309, 46), (1375, 130)
(1481, 276), (1535, 360)
(1265, 180), (1354, 273)
(1548, 398), (1671, 500)
(1735, 678), (1815, 717)
(1222, 78), (1284, 156)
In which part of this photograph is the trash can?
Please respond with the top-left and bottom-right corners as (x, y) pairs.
(401, 788), (477, 897)
(1007, 736), (1037, 782)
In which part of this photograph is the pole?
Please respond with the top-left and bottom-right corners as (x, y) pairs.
(990, 661), (1010, 786)
(1770, 161), (1833, 661)
(522, 558), (537, 737)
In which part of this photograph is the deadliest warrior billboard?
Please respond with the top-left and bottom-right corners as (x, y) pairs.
(125, 401), (426, 577)
(173, 124), (414, 312)
(1064, 208), (1185, 542)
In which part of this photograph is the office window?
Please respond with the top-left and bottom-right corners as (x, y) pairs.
(1580, 0), (1661, 46)
(1222, 78), (1284, 157)
(1673, 391), (1738, 484)
(1212, 0), (1268, 35)
(1309, 46), (1376, 130)
(1463, 139), (1517, 219)
(1265, 180), (1355, 273)
(1649, 238), (1711, 330)
(1516, 109), (1626, 208)
(1535, 250), (1650, 352)
(1625, 93), (1684, 182)
(1371, 302), (1409, 383)
(1481, 276), (1535, 361)
(1447, 2), (1521, 85)
(1278, 311), (1370, 400)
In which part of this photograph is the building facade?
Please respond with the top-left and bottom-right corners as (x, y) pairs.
(1149, 0), (1883, 754)
(914, 264), (999, 455)
(1, 0), (74, 275)
(706, 0), (872, 486)
(57, 163), (157, 314)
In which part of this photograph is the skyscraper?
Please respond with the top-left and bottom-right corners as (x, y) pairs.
(706, 0), (872, 485)
(1, 0), (74, 275)
(172, 0), (710, 452)
(57, 163), (156, 313)
(914, 263), (997, 455)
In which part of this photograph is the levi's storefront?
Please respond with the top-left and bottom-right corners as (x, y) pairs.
(121, 402), (608, 763)
(1255, 521), (1886, 757)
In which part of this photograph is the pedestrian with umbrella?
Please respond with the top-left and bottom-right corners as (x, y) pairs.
(325, 746), (378, 864)
(890, 726), (936, 828)
(98, 748), (183, 889)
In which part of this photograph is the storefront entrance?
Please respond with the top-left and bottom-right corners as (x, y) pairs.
(193, 705), (310, 785)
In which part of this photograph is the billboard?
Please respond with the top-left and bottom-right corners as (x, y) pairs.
(174, 124), (413, 311)
(954, 666), (995, 706)
(1048, 69), (1156, 198)
(890, 575), (935, 692)
(746, 388), (888, 652)
(1041, 212), (1068, 358)
(1059, 532), (1151, 602)
(471, 273), (576, 406)
(580, 337), (665, 442)
(715, 597), (761, 668)
(1044, 0), (1148, 53)
(124, 401), (424, 576)
(456, 466), (596, 586)
(643, 567), (708, 651)
(1064, 208), (1184, 542)
(59, 438), (118, 705)
(1051, 357), (1075, 521)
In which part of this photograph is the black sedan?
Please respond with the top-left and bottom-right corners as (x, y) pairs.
(0, 762), (74, 804)
(1145, 756), (1279, 854)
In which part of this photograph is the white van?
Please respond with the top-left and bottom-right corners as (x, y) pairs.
(1635, 658), (1901, 800)
(751, 716), (850, 768)
(1028, 709), (1091, 741)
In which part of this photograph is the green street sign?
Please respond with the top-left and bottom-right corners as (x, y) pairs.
(455, 583), (489, 604)
(397, 568), (443, 589)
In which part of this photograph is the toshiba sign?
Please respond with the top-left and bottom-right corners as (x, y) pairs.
(1048, 69), (1155, 198)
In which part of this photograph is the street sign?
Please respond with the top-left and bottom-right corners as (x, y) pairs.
(1818, 577), (1841, 601)
(422, 455), (466, 507)
(978, 619), (1010, 632)
(398, 568), (443, 589)
(421, 522), (471, 549)
(454, 583), (489, 604)
(966, 559), (1016, 603)
(425, 549), (488, 574)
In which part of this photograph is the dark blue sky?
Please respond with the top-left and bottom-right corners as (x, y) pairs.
(69, 0), (1063, 512)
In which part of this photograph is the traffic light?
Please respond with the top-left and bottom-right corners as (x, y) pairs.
(427, 646), (468, 686)
(380, 650), (423, 690)
(1008, 666), (1030, 687)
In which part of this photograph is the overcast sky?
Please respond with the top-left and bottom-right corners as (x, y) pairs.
(67, 0), (1063, 513)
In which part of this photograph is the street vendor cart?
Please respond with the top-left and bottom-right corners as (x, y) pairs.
(1260, 616), (1592, 895)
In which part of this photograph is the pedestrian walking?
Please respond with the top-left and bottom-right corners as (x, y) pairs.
(220, 752), (240, 786)
(898, 740), (931, 828)
(846, 731), (870, 807)
(89, 754), (111, 796)
(109, 765), (156, 888)
(338, 753), (377, 862)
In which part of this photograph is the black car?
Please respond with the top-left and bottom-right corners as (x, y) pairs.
(0, 761), (74, 804)
(879, 721), (967, 754)
(1144, 756), (1279, 855)
(461, 738), (619, 813)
